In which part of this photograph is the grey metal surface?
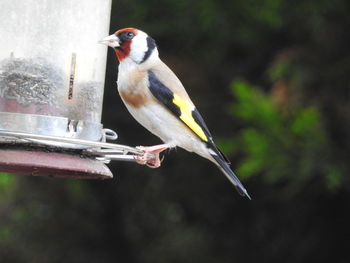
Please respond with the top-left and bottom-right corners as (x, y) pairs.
(0, 129), (141, 153)
(0, 112), (104, 148)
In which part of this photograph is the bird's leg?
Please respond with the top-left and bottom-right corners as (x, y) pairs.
(135, 144), (170, 168)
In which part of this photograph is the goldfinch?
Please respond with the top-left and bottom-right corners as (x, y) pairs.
(101, 28), (251, 199)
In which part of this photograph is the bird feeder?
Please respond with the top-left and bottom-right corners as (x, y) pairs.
(0, 0), (149, 178)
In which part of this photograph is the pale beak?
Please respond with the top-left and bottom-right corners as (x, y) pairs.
(99, 34), (120, 48)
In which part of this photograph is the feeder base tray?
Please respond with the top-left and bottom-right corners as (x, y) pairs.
(0, 149), (113, 179)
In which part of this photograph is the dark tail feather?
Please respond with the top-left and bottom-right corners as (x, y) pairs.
(210, 151), (251, 200)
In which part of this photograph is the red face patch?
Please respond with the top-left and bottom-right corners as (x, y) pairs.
(114, 28), (138, 62)
(115, 42), (131, 61)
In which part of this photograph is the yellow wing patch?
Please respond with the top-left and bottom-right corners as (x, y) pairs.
(172, 94), (208, 142)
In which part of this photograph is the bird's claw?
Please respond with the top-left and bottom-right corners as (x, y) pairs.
(134, 152), (161, 168)
(134, 144), (169, 168)
(134, 150), (164, 168)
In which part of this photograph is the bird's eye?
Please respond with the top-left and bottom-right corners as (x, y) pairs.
(127, 32), (135, 39)
(118, 31), (135, 42)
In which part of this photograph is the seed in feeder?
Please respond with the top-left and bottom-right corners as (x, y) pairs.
(0, 57), (64, 107)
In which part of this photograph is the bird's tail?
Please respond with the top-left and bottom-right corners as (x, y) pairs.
(209, 149), (251, 200)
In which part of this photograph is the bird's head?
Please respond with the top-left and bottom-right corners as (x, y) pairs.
(100, 28), (158, 64)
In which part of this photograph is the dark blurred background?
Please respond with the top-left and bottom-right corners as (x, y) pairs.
(1, 0), (350, 262)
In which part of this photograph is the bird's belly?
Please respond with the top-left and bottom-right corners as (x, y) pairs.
(125, 103), (207, 154)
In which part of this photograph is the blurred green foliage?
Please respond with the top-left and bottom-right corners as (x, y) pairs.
(220, 81), (343, 192)
(0, 173), (14, 193)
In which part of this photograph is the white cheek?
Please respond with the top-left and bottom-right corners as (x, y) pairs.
(130, 35), (149, 63)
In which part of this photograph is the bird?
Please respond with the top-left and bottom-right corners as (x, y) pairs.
(100, 27), (251, 199)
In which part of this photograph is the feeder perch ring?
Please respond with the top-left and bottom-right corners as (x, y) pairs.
(0, 129), (151, 163)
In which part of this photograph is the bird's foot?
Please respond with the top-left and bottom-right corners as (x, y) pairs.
(135, 144), (170, 168)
